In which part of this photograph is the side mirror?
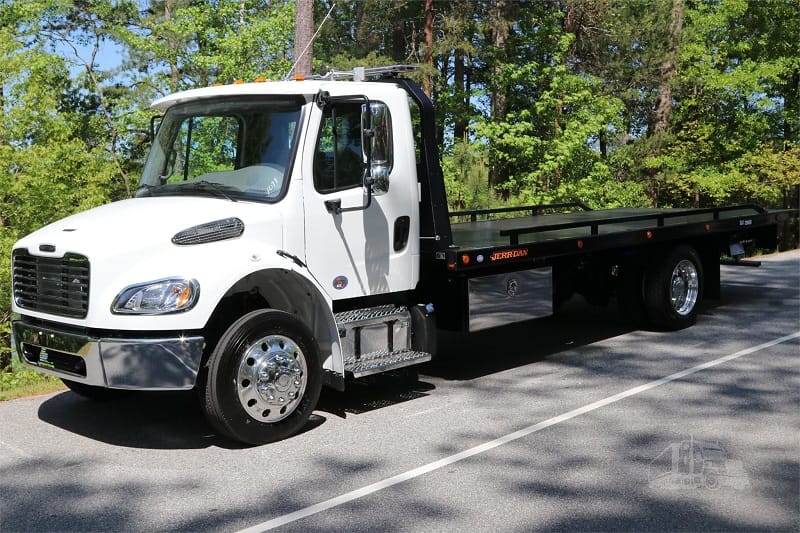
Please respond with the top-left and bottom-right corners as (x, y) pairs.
(361, 102), (392, 195)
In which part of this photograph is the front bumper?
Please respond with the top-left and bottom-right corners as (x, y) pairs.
(11, 319), (204, 390)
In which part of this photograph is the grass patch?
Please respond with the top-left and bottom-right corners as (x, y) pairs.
(0, 356), (66, 401)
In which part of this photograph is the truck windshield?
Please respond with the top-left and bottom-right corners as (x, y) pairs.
(138, 97), (304, 202)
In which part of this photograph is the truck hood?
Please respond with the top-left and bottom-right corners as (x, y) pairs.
(14, 197), (278, 261)
(12, 196), (298, 329)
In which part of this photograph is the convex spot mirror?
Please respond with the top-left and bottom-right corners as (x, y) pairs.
(361, 102), (392, 195)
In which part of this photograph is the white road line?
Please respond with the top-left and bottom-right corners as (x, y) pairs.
(238, 331), (800, 533)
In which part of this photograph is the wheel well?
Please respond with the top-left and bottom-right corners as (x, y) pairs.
(201, 269), (338, 370)
(614, 238), (721, 299)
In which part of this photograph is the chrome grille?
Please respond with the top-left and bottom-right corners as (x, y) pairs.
(12, 250), (90, 318)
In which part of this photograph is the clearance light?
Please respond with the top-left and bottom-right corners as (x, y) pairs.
(705, 224), (711, 231)
(447, 262), (456, 270)
(577, 240), (584, 249)
(294, 75), (305, 81)
(461, 254), (470, 265)
(233, 79), (244, 84)
(646, 231), (654, 239)
(213, 82), (223, 87)
(255, 76), (267, 83)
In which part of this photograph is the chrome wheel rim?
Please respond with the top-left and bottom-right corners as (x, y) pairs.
(670, 259), (699, 316)
(237, 334), (307, 422)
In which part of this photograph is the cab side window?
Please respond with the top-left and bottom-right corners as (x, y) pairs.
(313, 103), (364, 193)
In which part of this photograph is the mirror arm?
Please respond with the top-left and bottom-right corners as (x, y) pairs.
(149, 114), (164, 141)
(328, 185), (373, 215)
(317, 91), (376, 215)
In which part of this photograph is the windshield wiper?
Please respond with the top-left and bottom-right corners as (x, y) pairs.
(178, 181), (239, 202)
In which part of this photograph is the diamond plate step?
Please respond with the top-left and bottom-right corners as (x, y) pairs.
(344, 349), (431, 378)
(334, 305), (407, 329)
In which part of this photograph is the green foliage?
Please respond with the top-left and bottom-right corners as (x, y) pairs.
(0, 230), (15, 370)
(739, 145), (800, 207)
(117, 0), (295, 91)
(442, 140), (493, 213)
(476, 43), (627, 206)
(0, 355), (64, 401)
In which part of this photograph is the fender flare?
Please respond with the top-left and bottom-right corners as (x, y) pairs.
(208, 252), (345, 391)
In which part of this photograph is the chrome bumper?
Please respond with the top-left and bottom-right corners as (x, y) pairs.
(11, 319), (204, 390)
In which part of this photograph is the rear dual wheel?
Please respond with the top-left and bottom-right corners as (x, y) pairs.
(201, 309), (322, 445)
(619, 245), (704, 331)
(644, 245), (704, 330)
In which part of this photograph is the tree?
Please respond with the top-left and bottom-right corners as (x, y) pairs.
(652, 0), (684, 135)
(294, 0), (313, 77)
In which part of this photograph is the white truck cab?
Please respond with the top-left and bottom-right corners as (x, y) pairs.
(12, 67), (436, 444)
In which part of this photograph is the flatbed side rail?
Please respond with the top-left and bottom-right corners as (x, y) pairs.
(500, 204), (767, 245)
(449, 201), (592, 222)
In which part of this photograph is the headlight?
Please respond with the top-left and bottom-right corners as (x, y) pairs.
(112, 278), (199, 315)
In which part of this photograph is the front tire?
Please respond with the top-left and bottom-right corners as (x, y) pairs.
(202, 310), (322, 445)
(644, 245), (704, 330)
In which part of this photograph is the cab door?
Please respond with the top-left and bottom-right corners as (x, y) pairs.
(302, 98), (417, 300)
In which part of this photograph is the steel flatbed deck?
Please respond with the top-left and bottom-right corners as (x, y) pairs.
(444, 203), (792, 272)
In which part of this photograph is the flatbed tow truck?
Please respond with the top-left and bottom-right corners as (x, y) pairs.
(11, 66), (796, 444)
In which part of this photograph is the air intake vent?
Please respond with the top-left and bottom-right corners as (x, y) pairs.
(12, 250), (90, 318)
(172, 217), (245, 245)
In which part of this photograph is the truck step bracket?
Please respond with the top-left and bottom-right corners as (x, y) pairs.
(344, 349), (432, 378)
(335, 305), (432, 378)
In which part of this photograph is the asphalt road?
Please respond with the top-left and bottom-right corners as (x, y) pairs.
(1, 250), (798, 532)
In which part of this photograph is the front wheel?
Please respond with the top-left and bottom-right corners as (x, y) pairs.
(644, 245), (704, 330)
(202, 309), (322, 445)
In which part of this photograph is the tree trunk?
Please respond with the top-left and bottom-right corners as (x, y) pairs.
(652, 0), (684, 134)
(422, 0), (435, 98)
(164, 0), (180, 91)
(0, 84), (4, 145)
(490, 0), (508, 121)
(454, 48), (467, 141)
(488, 0), (509, 191)
(392, 15), (406, 62)
(437, 54), (447, 143)
(294, 0), (314, 77)
(784, 67), (799, 146)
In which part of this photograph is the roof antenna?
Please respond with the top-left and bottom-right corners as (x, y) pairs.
(284, 2), (336, 81)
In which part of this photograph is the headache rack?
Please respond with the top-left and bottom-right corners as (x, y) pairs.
(314, 65), (420, 82)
